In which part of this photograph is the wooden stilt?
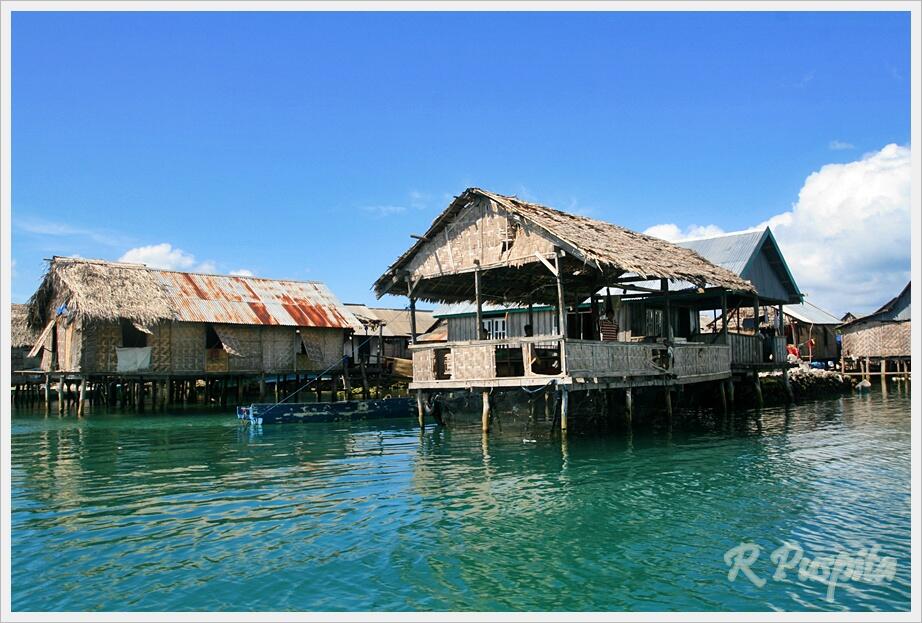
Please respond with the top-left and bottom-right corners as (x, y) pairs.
(417, 391), (426, 428)
(782, 367), (794, 403)
(57, 376), (65, 413)
(865, 356), (871, 382)
(726, 378), (735, 408)
(880, 358), (887, 385)
(44, 375), (51, 413)
(753, 372), (763, 408)
(481, 389), (491, 433)
(77, 378), (87, 416)
(560, 387), (569, 433)
(544, 387), (552, 422)
(664, 386), (672, 420)
(359, 359), (370, 400)
(259, 374), (266, 401)
(624, 387), (633, 427)
(719, 380), (727, 414)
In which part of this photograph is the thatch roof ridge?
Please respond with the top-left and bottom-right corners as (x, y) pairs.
(374, 187), (754, 299)
(45, 256), (329, 286)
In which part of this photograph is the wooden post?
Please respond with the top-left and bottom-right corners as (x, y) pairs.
(664, 386), (672, 420)
(753, 295), (760, 333)
(661, 279), (673, 342)
(57, 376), (65, 413)
(341, 366), (351, 400)
(408, 294), (418, 345)
(236, 376), (243, 405)
(544, 386), (552, 422)
(416, 391), (425, 428)
(865, 356), (871, 382)
(527, 303), (534, 333)
(782, 366), (793, 404)
(753, 372), (763, 408)
(474, 261), (483, 340)
(555, 251), (567, 375)
(720, 292), (728, 341)
(481, 389), (491, 433)
(135, 380), (144, 411)
(726, 378), (735, 408)
(880, 358), (887, 385)
(316, 375), (323, 402)
(719, 380), (727, 414)
(560, 387), (569, 433)
(77, 378), (87, 416)
(359, 359), (370, 399)
(44, 374), (51, 413)
(220, 377), (228, 407)
(624, 387), (633, 426)
(151, 378), (159, 410)
(259, 374), (266, 401)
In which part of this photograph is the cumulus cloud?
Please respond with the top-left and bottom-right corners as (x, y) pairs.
(229, 269), (255, 277)
(644, 223), (728, 242)
(763, 143), (910, 314)
(645, 144), (910, 314)
(118, 243), (217, 273)
(829, 140), (855, 151)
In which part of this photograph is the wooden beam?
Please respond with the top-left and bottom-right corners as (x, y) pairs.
(474, 261), (484, 340)
(534, 251), (558, 277)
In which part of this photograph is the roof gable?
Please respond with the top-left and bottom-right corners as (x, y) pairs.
(678, 228), (802, 304)
(375, 188), (754, 304)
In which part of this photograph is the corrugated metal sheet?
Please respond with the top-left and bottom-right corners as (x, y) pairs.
(783, 302), (841, 325)
(152, 271), (357, 329)
(679, 230), (765, 276)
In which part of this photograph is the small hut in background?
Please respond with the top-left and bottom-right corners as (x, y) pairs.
(11, 304), (42, 403)
(25, 257), (360, 412)
(839, 282), (911, 379)
(344, 304), (437, 363)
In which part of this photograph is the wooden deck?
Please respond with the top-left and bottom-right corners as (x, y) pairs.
(409, 337), (731, 390)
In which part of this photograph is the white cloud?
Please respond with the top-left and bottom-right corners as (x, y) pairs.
(16, 216), (131, 247)
(118, 243), (217, 273)
(229, 269), (255, 277)
(641, 144), (910, 314)
(644, 223), (727, 242)
(763, 143), (910, 314)
(361, 205), (406, 218)
(829, 140), (855, 151)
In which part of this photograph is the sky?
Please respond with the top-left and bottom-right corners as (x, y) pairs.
(11, 10), (912, 315)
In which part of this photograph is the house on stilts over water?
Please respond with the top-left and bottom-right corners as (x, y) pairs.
(374, 187), (786, 432)
(25, 257), (361, 414)
(838, 282), (911, 381)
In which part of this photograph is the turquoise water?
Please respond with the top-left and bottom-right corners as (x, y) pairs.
(11, 389), (912, 611)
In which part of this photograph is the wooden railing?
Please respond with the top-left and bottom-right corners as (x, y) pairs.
(692, 332), (786, 366)
(410, 338), (732, 385)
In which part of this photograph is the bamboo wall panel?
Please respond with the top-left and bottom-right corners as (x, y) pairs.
(262, 327), (296, 372)
(221, 325), (263, 372)
(299, 328), (345, 370)
(171, 323), (205, 372)
(413, 349), (436, 382)
(149, 321), (172, 372)
(672, 344), (730, 377)
(841, 321), (910, 358)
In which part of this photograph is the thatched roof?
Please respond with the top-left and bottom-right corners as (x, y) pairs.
(374, 188), (754, 305)
(11, 304), (39, 348)
(27, 257), (358, 330)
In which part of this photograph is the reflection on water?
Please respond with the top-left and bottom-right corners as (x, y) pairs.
(11, 389), (911, 611)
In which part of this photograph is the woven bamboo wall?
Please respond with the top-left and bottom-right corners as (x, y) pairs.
(841, 321), (910, 358)
(263, 326), (296, 371)
(221, 325), (262, 372)
(150, 321), (172, 372)
(405, 196), (555, 280)
(83, 320), (120, 373)
(299, 327), (344, 370)
(413, 349), (436, 382)
(171, 323), (206, 372)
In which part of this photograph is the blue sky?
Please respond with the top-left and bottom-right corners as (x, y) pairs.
(11, 11), (911, 312)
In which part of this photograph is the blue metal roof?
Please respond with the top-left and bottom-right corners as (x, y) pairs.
(677, 228), (802, 304)
(783, 302), (841, 325)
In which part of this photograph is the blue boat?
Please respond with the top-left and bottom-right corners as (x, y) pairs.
(237, 397), (414, 424)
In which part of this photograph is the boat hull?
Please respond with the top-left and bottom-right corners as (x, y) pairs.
(237, 398), (414, 424)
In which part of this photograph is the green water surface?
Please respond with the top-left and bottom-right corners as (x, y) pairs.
(11, 389), (912, 611)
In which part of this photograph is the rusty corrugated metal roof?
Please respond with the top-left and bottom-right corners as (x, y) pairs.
(154, 271), (357, 328)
